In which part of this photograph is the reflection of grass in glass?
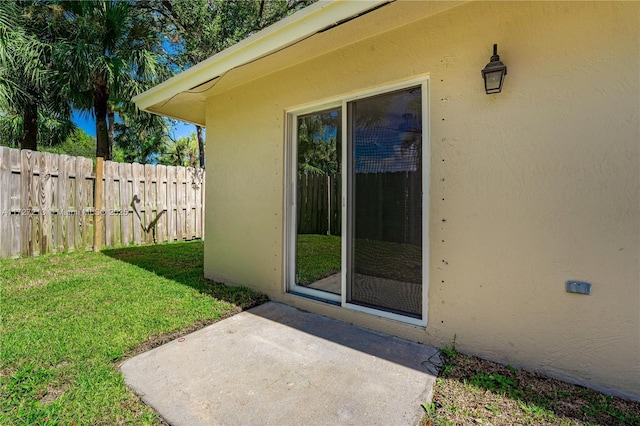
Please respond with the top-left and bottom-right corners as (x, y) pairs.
(296, 234), (341, 284)
(354, 239), (422, 284)
(296, 235), (422, 285)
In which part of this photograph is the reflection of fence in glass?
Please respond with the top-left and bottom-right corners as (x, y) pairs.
(0, 147), (205, 258)
(354, 171), (421, 247)
(297, 171), (421, 246)
(297, 173), (341, 236)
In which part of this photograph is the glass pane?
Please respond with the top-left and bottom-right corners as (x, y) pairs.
(348, 87), (422, 317)
(295, 107), (342, 295)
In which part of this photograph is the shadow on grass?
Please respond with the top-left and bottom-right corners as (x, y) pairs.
(102, 241), (268, 311)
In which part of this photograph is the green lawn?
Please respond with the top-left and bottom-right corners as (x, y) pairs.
(296, 234), (341, 284)
(296, 234), (422, 285)
(0, 241), (266, 425)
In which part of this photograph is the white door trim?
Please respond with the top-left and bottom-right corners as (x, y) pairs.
(284, 75), (430, 327)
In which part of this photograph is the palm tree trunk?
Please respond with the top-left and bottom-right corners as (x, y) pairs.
(107, 109), (115, 153)
(196, 125), (205, 168)
(95, 84), (111, 160)
(20, 103), (38, 151)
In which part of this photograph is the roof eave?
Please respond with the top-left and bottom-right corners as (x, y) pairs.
(133, 0), (390, 114)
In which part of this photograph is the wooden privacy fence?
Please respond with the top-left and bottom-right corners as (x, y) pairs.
(297, 173), (341, 236)
(298, 171), (421, 245)
(0, 147), (205, 258)
(353, 171), (422, 246)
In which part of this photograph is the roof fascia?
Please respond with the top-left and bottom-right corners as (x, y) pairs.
(133, 0), (390, 112)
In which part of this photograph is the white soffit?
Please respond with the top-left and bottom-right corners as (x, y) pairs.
(133, 1), (390, 120)
(135, 0), (467, 125)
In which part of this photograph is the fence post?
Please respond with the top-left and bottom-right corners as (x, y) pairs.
(0, 148), (204, 258)
(94, 157), (104, 251)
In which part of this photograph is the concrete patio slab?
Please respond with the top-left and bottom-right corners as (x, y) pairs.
(121, 302), (441, 426)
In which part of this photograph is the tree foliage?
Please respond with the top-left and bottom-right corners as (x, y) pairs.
(53, 1), (169, 160)
(142, 0), (317, 167)
(42, 127), (96, 159)
(159, 133), (199, 167)
(0, 1), (74, 150)
(112, 106), (174, 165)
(149, 0), (315, 69)
(1, 0), (319, 161)
(297, 113), (340, 176)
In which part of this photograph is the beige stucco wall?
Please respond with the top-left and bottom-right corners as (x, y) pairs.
(203, 1), (640, 400)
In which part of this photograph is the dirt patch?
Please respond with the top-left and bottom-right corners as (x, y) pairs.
(13, 278), (48, 292)
(38, 383), (70, 406)
(0, 367), (16, 378)
(423, 353), (640, 426)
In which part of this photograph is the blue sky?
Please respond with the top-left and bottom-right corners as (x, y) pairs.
(72, 110), (198, 140)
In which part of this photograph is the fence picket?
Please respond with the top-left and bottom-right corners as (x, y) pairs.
(80, 157), (94, 250)
(166, 166), (177, 242)
(0, 148), (205, 258)
(112, 163), (122, 247)
(73, 155), (84, 251)
(175, 166), (185, 241)
(104, 160), (113, 247)
(186, 168), (195, 239)
(195, 168), (204, 239)
(20, 150), (33, 256)
(158, 165), (168, 243)
(144, 164), (155, 244)
(40, 152), (53, 254)
(0, 147), (11, 258)
(57, 155), (69, 252)
(52, 153), (61, 253)
(120, 162), (132, 245)
(66, 156), (76, 250)
(131, 163), (143, 245)
(8, 150), (19, 257)
(65, 155), (76, 252)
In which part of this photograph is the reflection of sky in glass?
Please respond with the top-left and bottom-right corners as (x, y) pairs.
(352, 88), (421, 173)
(298, 109), (339, 143)
(324, 110), (339, 140)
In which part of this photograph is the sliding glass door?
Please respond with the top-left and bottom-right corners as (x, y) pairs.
(346, 86), (423, 318)
(288, 80), (427, 324)
(291, 106), (342, 301)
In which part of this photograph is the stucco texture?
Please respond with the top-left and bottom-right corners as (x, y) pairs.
(202, 1), (640, 400)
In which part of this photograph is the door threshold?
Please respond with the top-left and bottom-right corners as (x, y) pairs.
(289, 290), (341, 306)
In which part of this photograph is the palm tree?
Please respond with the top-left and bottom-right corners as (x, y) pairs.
(0, 1), (74, 150)
(112, 104), (174, 165)
(297, 113), (340, 175)
(55, 1), (167, 160)
(159, 133), (199, 167)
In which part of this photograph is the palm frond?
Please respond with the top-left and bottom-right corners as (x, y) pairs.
(0, 112), (23, 148)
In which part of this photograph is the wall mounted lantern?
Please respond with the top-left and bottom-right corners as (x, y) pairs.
(481, 44), (507, 94)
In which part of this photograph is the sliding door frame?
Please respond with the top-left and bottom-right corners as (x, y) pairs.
(286, 101), (343, 303)
(285, 75), (430, 326)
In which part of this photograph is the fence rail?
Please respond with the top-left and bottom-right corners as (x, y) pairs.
(0, 147), (205, 258)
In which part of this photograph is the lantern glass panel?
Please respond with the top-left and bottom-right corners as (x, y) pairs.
(484, 70), (504, 93)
